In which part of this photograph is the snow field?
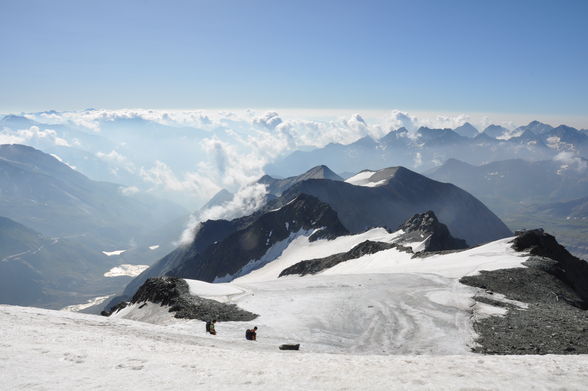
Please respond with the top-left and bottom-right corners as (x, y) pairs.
(1, 304), (587, 391)
(234, 227), (404, 283)
(321, 237), (527, 278)
(117, 235), (530, 355)
(345, 170), (387, 187)
(103, 264), (149, 277)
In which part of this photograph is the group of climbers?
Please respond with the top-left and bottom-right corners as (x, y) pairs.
(205, 319), (258, 341)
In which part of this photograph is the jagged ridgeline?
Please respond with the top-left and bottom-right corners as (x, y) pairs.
(279, 211), (467, 277)
(109, 164), (511, 309)
(265, 122), (588, 177)
(105, 209), (469, 318)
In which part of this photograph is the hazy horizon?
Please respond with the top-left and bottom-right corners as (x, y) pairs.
(1, 0), (587, 118)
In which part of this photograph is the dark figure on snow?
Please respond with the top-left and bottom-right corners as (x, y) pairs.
(206, 319), (217, 335)
(246, 326), (257, 341)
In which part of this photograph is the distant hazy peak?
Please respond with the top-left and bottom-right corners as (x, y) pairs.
(298, 165), (342, 181)
(259, 164), (343, 196)
(349, 135), (378, 148)
(199, 188), (234, 212)
(0, 114), (38, 128)
(0, 143), (83, 180)
(482, 124), (509, 138)
(515, 120), (553, 135)
(473, 131), (498, 141)
(453, 122), (479, 138)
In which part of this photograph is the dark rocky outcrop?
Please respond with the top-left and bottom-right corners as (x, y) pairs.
(166, 194), (348, 282)
(397, 210), (468, 251)
(280, 211), (467, 277)
(459, 229), (588, 354)
(512, 229), (588, 304)
(103, 277), (257, 321)
(279, 240), (403, 277)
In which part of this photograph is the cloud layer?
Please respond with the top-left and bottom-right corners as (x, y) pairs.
(1, 108), (522, 209)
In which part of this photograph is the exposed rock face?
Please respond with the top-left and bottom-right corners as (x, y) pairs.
(107, 216), (253, 309)
(103, 277), (257, 321)
(274, 166), (511, 246)
(512, 229), (588, 304)
(115, 166), (508, 310)
(279, 240), (403, 277)
(160, 194), (348, 283)
(397, 210), (468, 251)
(279, 211), (467, 277)
(459, 229), (588, 355)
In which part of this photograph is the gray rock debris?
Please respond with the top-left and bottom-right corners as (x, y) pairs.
(103, 277), (258, 322)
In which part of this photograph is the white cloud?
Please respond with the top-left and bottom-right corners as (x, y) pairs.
(120, 186), (140, 196)
(413, 152), (423, 168)
(253, 112), (283, 130)
(387, 110), (418, 132)
(9, 107), (564, 209)
(178, 183), (268, 245)
(12, 126), (71, 146)
(96, 150), (136, 173)
(385, 111), (473, 137)
(140, 160), (222, 200)
(554, 151), (587, 172)
(0, 132), (25, 144)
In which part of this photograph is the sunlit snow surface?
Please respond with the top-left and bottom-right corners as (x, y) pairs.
(1, 305), (587, 390)
(3, 233), (587, 389)
(344, 170), (387, 187)
(101, 249), (127, 256)
(233, 227), (404, 283)
(104, 264), (149, 277)
(61, 295), (112, 312)
(115, 235), (528, 356)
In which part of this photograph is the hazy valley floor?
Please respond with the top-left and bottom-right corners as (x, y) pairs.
(1, 305), (587, 390)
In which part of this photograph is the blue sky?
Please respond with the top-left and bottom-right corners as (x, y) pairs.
(1, 0), (587, 119)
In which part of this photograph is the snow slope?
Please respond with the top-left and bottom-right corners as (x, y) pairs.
(344, 170), (387, 187)
(114, 235), (529, 355)
(233, 227), (404, 283)
(322, 237), (525, 278)
(1, 304), (587, 390)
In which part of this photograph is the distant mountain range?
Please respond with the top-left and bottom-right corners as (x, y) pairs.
(0, 216), (126, 308)
(0, 144), (189, 309)
(426, 158), (588, 215)
(0, 144), (186, 249)
(426, 157), (588, 260)
(538, 196), (588, 220)
(266, 121), (588, 177)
